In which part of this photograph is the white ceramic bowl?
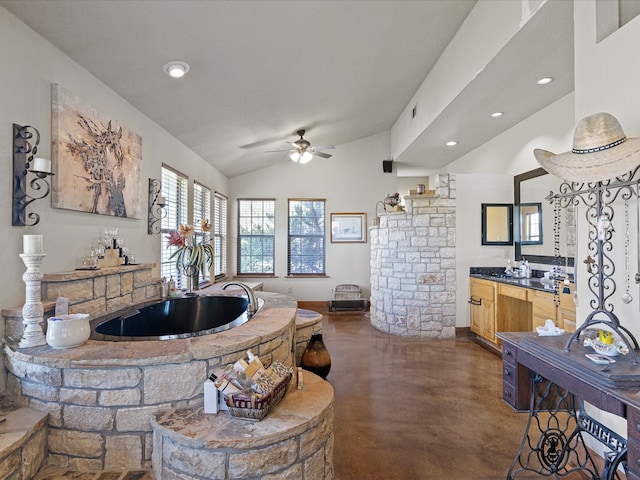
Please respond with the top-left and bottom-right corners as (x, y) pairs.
(46, 314), (90, 349)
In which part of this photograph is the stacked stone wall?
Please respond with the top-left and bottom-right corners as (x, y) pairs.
(3, 293), (298, 470)
(2, 264), (161, 340)
(370, 174), (456, 338)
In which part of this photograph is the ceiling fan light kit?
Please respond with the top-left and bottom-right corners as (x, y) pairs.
(268, 129), (334, 164)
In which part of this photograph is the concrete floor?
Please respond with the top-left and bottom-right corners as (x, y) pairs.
(320, 308), (536, 480)
(34, 307), (597, 480)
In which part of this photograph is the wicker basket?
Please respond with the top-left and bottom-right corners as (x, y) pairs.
(224, 372), (292, 421)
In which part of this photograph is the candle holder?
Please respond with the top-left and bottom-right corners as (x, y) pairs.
(13, 124), (54, 227)
(18, 252), (47, 348)
(148, 178), (167, 234)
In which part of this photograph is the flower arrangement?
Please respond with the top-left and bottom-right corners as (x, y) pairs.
(167, 219), (214, 276)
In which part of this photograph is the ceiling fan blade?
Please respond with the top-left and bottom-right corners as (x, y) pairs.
(313, 151), (332, 159)
(265, 149), (292, 153)
(311, 145), (335, 151)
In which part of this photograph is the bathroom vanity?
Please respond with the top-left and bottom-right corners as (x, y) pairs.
(469, 270), (576, 347)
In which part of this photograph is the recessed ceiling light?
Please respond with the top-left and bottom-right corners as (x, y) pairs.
(537, 77), (553, 85)
(491, 112), (504, 118)
(163, 61), (190, 78)
(446, 141), (458, 147)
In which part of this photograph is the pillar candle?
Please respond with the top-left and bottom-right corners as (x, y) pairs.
(23, 234), (44, 254)
(32, 157), (51, 173)
(156, 195), (166, 206)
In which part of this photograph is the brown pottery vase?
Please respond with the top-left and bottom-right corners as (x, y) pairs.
(301, 332), (331, 379)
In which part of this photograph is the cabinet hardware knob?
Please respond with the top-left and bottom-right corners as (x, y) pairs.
(504, 390), (512, 397)
(504, 369), (511, 376)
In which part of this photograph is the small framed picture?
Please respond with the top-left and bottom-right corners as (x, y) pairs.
(330, 213), (367, 243)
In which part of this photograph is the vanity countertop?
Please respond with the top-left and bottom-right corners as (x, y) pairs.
(469, 267), (573, 294)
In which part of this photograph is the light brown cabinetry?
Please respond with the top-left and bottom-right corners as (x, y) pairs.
(469, 276), (577, 347)
(531, 283), (576, 333)
(469, 277), (496, 343)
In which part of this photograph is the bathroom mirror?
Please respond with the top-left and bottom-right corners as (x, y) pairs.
(481, 203), (513, 245)
(517, 203), (543, 245)
(514, 168), (574, 266)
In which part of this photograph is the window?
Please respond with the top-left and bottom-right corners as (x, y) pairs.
(288, 199), (325, 276)
(193, 182), (211, 282)
(238, 199), (275, 275)
(160, 165), (188, 288)
(213, 192), (228, 279)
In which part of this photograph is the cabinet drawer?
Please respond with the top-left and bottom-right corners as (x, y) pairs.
(502, 343), (517, 366)
(627, 407), (640, 475)
(502, 382), (517, 409)
(558, 283), (575, 310)
(503, 362), (516, 387)
(532, 290), (556, 318)
(498, 283), (528, 301)
(470, 278), (495, 301)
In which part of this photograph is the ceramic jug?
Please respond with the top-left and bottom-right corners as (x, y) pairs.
(46, 313), (90, 349)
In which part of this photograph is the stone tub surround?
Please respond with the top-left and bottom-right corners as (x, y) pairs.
(152, 372), (334, 480)
(0, 406), (48, 480)
(369, 174), (456, 338)
(2, 264), (162, 340)
(3, 291), (298, 471)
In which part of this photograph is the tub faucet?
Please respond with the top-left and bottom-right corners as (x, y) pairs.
(221, 282), (258, 316)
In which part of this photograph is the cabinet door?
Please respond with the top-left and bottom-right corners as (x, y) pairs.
(531, 289), (557, 331)
(480, 299), (496, 342)
(469, 278), (496, 342)
(557, 307), (576, 333)
(470, 300), (482, 335)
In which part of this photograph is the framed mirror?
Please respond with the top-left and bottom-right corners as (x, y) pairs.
(517, 203), (543, 245)
(514, 168), (574, 266)
(481, 203), (513, 245)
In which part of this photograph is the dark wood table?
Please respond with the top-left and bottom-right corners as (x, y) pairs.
(498, 332), (640, 479)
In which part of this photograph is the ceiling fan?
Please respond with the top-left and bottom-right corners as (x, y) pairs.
(266, 129), (335, 164)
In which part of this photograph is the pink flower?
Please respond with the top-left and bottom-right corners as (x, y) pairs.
(166, 230), (186, 248)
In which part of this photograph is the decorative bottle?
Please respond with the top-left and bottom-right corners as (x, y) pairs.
(301, 333), (332, 379)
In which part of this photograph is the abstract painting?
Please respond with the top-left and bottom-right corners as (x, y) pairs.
(51, 84), (142, 218)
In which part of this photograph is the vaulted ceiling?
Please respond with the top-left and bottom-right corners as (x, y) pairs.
(1, 0), (574, 178)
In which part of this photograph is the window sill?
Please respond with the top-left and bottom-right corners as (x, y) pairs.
(285, 275), (329, 278)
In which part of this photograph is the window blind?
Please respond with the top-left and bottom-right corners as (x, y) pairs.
(237, 199), (275, 275)
(288, 199), (325, 276)
(160, 166), (188, 289)
(214, 192), (227, 279)
(193, 182), (212, 282)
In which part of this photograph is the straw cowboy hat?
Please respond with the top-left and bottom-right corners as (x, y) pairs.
(534, 112), (640, 182)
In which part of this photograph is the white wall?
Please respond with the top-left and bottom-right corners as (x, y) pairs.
(454, 173), (513, 326)
(438, 93), (574, 327)
(391, 0), (545, 159)
(0, 9), (227, 312)
(571, 1), (640, 446)
(228, 132), (396, 301)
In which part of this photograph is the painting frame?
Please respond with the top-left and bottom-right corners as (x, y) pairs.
(51, 83), (143, 219)
(330, 213), (367, 243)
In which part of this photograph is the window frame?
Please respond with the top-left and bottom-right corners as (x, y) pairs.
(160, 165), (189, 289)
(193, 181), (212, 283)
(213, 192), (228, 280)
(237, 198), (276, 276)
(287, 198), (326, 277)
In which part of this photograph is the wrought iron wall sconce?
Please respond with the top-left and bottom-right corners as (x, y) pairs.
(148, 178), (167, 234)
(13, 124), (54, 226)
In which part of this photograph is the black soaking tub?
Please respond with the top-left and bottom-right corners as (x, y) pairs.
(91, 294), (263, 341)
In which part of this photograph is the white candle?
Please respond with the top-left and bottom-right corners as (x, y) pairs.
(32, 157), (51, 173)
(156, 195), (166, 206)
(23, 234), (43, 254)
